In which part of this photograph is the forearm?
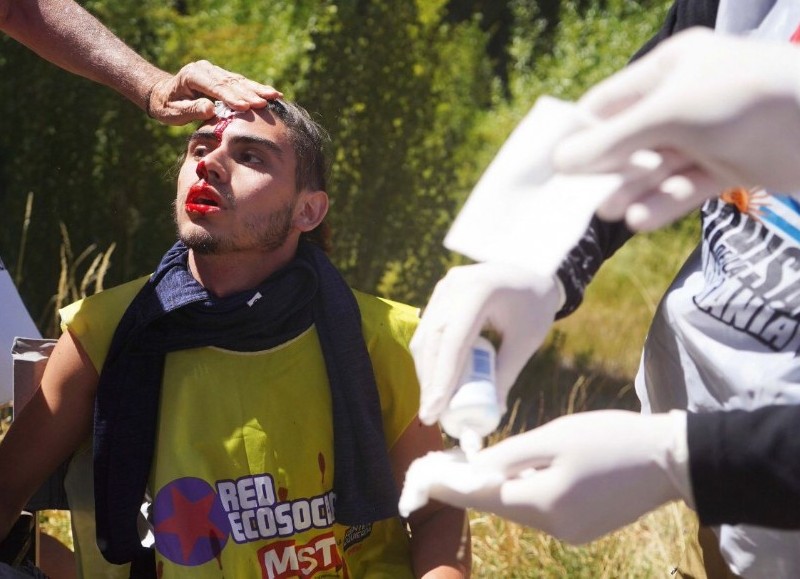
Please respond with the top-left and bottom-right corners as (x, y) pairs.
(688, 405), (800, 529)
(389, 417), (470, 576)
(555, 216), (633, 317)
(0, 331), (98, 541)
(0, 495), (21, 544)
(1, 0), (169, 110)
(0, 391), (90, 542)
(409, 503), (470, 578)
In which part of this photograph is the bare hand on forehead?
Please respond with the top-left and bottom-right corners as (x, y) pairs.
(147, 60), (283, 126)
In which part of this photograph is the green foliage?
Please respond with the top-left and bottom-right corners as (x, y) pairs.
(3, 0), (678, 342)
(293, 1), (494, 304)
(466, 0), (672, 173)
(152, 0), (312, 84)
(0, 28), (179, 327)
(509, 0), (670, 102)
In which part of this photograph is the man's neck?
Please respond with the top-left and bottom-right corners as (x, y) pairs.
(187, 242), (298, 298)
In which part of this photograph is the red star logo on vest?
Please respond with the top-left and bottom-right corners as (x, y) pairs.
(153, 477), (231, 566)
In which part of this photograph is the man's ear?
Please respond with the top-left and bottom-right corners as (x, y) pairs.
(294, 190), (329, 232)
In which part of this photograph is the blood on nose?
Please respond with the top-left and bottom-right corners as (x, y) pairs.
(196, 160), (209, 180)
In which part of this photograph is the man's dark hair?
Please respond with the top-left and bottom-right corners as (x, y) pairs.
(267, 100), (332, 253)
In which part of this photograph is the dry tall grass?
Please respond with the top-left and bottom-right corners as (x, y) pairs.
(46, 224), (115, 338)
(471, 502), (699, 578)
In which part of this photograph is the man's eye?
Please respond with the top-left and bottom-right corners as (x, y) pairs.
(240, 151), (263, 164)
(192, 146), (209, 159)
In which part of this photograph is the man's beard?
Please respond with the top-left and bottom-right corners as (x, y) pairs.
(177, 201), (295, 255)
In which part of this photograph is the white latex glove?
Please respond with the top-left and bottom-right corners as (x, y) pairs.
(412, 410), (693, 545)
(411, 262), (562, 426)
(398, 448), (506, 518)
(553, 27), (800, 231)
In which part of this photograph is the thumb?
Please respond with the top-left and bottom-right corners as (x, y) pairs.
(474, 428), (557, 476)
(189, 98), (217, 120)
(160, 98), (216, 125)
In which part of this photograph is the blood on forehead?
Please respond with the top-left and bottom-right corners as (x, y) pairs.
(213, 116), (235, 141)
(212, 101), (239, 141)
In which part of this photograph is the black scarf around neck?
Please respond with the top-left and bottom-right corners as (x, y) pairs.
(92, 241), (399, 572)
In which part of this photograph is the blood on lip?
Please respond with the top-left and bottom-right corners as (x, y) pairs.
(186, 183), (221, 215)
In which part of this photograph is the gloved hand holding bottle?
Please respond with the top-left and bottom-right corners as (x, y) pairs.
(410, 262), (562, 427)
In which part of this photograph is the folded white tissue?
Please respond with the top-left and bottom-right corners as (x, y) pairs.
(398, 448), (505, 517)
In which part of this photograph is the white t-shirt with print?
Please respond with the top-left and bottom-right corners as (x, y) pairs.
(635, 2), (800, 576)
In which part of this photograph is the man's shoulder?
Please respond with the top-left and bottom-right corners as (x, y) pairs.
(91, 275), (150, 300)
(60, 275), (150, 328)
(59, 275), (151, 372)
(353, 289), (419, 323)
(352, 290), (420, 342)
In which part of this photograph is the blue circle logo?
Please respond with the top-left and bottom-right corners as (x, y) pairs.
(153, 477), (231, 566)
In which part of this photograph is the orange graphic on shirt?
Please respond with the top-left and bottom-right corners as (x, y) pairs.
(720, 187), (768, 220)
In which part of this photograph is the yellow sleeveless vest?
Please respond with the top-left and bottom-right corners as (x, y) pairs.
(61, 276), (421, 578)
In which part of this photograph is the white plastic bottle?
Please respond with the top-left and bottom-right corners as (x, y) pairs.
(439, 336), (501, 458)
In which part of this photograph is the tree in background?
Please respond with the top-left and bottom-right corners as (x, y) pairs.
(295, 0), (494, 302)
